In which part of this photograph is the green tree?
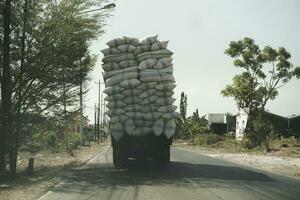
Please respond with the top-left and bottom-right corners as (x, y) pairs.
(192, 109), (200, 125)
(179, 91), (187, 120)
(222, 37), (299, 114)
(175, 92), (188, 139)
(0, 0), (114, 178)
(222, 37), (300, 145)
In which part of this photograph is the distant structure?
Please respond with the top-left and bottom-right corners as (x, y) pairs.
(263, 112), (300, 137)
(206, 113), (227, 135)
(289, 115), (300, 136)
(206, 112), (300, 137)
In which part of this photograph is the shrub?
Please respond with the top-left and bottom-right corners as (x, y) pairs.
(69, 132), (81, 149)
(40, 131), (58, 148)
(193, 133), (223, 146)
(246, 114), (275, 149)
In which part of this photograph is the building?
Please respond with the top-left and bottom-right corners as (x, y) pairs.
(288, 115), (300, 137)
(67, 111), (90, 133)
(206, 111), (300, 137)
(206, 113), (227, 135)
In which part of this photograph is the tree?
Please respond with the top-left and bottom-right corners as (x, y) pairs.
(222, 37), (299, 114)
(221, 37), (300, 145)
(179, 92), (187, 120)
(0, 0), (114, 178)
(175, 92), (188, 139)
(192, 109), (200, 125)
(0, 0), (12, 176)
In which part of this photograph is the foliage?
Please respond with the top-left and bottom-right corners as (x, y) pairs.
(192, 109), (200, 124)
(179, 92), (187, 120)
(40, 131), (59, 148)
(175, 92), (208, 140)
(69, 132), (81, 149)
(192, 134), (222, 146)
(226, 113), (236, 132)
(222, 37), (298, 113)
(0, 0), (114, 177)
(175, 91), (188, 139)
(271, 136), (299, 148)
(245, 111), (275, 149)
(221, 37), (299, 147)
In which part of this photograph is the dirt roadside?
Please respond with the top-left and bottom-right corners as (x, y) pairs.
(0, 140), (109, 200)
(174, 143), (300, 179)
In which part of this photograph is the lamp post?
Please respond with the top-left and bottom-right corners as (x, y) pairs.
(95, 80), (105, 142)
(78, 3), (116, 14)
(77, 3), (115, 143)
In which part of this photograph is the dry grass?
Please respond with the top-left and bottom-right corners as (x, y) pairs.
(174, 135), (300, 158)
(0, 140), (109, 200)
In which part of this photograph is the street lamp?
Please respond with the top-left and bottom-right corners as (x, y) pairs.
(78, 3), (116, 14)
(77, 3), (115, 143)
(95, 80), (105, 142)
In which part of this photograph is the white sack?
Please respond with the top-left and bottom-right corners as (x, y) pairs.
(119, 60), (138, 68)
(164, 119), (176, 139)
(120, 79), (141, 88)
(151, 41), (168, 51)
(101, 48), (121, 56)
(103, 85), (122, 95)
(138, 59), (157, 70)
(110, 122), (124, 141)
(117, 44), (137, 53)
(102, 53), (135, 63)
(105, 72), (138, 87)
(106, 101), (126, 109)
(153, 119), (164, 136)
(125, 119), (136, 135)
(103, 66), (138, 80)
(155, 58), (173, 69)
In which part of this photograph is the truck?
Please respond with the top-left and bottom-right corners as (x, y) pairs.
(112, 133), (172, 167)
(102, 35), (176, 167)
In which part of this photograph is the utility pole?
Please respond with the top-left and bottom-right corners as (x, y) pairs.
(94, 103), (97, 141)
(100, 92), (104, 142)
(79, 59), (84, 145)
(103, 100), (106, 125)
(97, 80), (101, 142)
(103, 99), (107, 138)
(62, 66), (70, 153)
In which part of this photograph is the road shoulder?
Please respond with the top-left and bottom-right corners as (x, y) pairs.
(0, 141), (110, 200)
(174, 144), (300, 180)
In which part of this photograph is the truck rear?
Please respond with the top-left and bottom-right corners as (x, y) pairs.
(101, 35), (177, 167)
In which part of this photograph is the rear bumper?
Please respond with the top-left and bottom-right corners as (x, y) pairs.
(111, 134), (172, 159)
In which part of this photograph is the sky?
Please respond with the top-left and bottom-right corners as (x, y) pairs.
(85, 0), (300, 121)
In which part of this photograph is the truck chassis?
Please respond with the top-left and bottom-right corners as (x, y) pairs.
(111, 134), (172, 167)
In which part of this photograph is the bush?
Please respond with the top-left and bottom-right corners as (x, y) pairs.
(69, 132), (81, 149)
(40, 131), (58, 148)
(246, 114), (275, 149)
(193, 133), (223, 146)
(270, 136), (299, 148)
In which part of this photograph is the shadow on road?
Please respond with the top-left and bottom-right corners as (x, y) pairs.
(49, 160), (275, 195)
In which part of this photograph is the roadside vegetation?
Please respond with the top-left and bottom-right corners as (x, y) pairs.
(174, 38), (300, 156)
(0, 0), (114, 179)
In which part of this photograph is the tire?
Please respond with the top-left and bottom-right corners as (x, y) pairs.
(113, 146), (121, 167)
(155, 146), (170, 163)
(164, 146), (170, 163)
(113, 146), (126, 167)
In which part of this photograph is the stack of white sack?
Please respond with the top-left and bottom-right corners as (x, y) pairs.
(102, 35), (177, 141)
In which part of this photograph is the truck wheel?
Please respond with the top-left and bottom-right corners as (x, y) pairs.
(164, 146), (170, 163)
(113, 147), (121, 167)
(156, 146), (170, 163)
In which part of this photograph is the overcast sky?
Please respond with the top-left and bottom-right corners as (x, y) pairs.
(85, 0), (300, 121)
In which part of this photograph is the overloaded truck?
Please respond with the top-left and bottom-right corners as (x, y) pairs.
(101, 35), (177, 166)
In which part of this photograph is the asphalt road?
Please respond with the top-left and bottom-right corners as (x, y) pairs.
(38, 146), (300, 200)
